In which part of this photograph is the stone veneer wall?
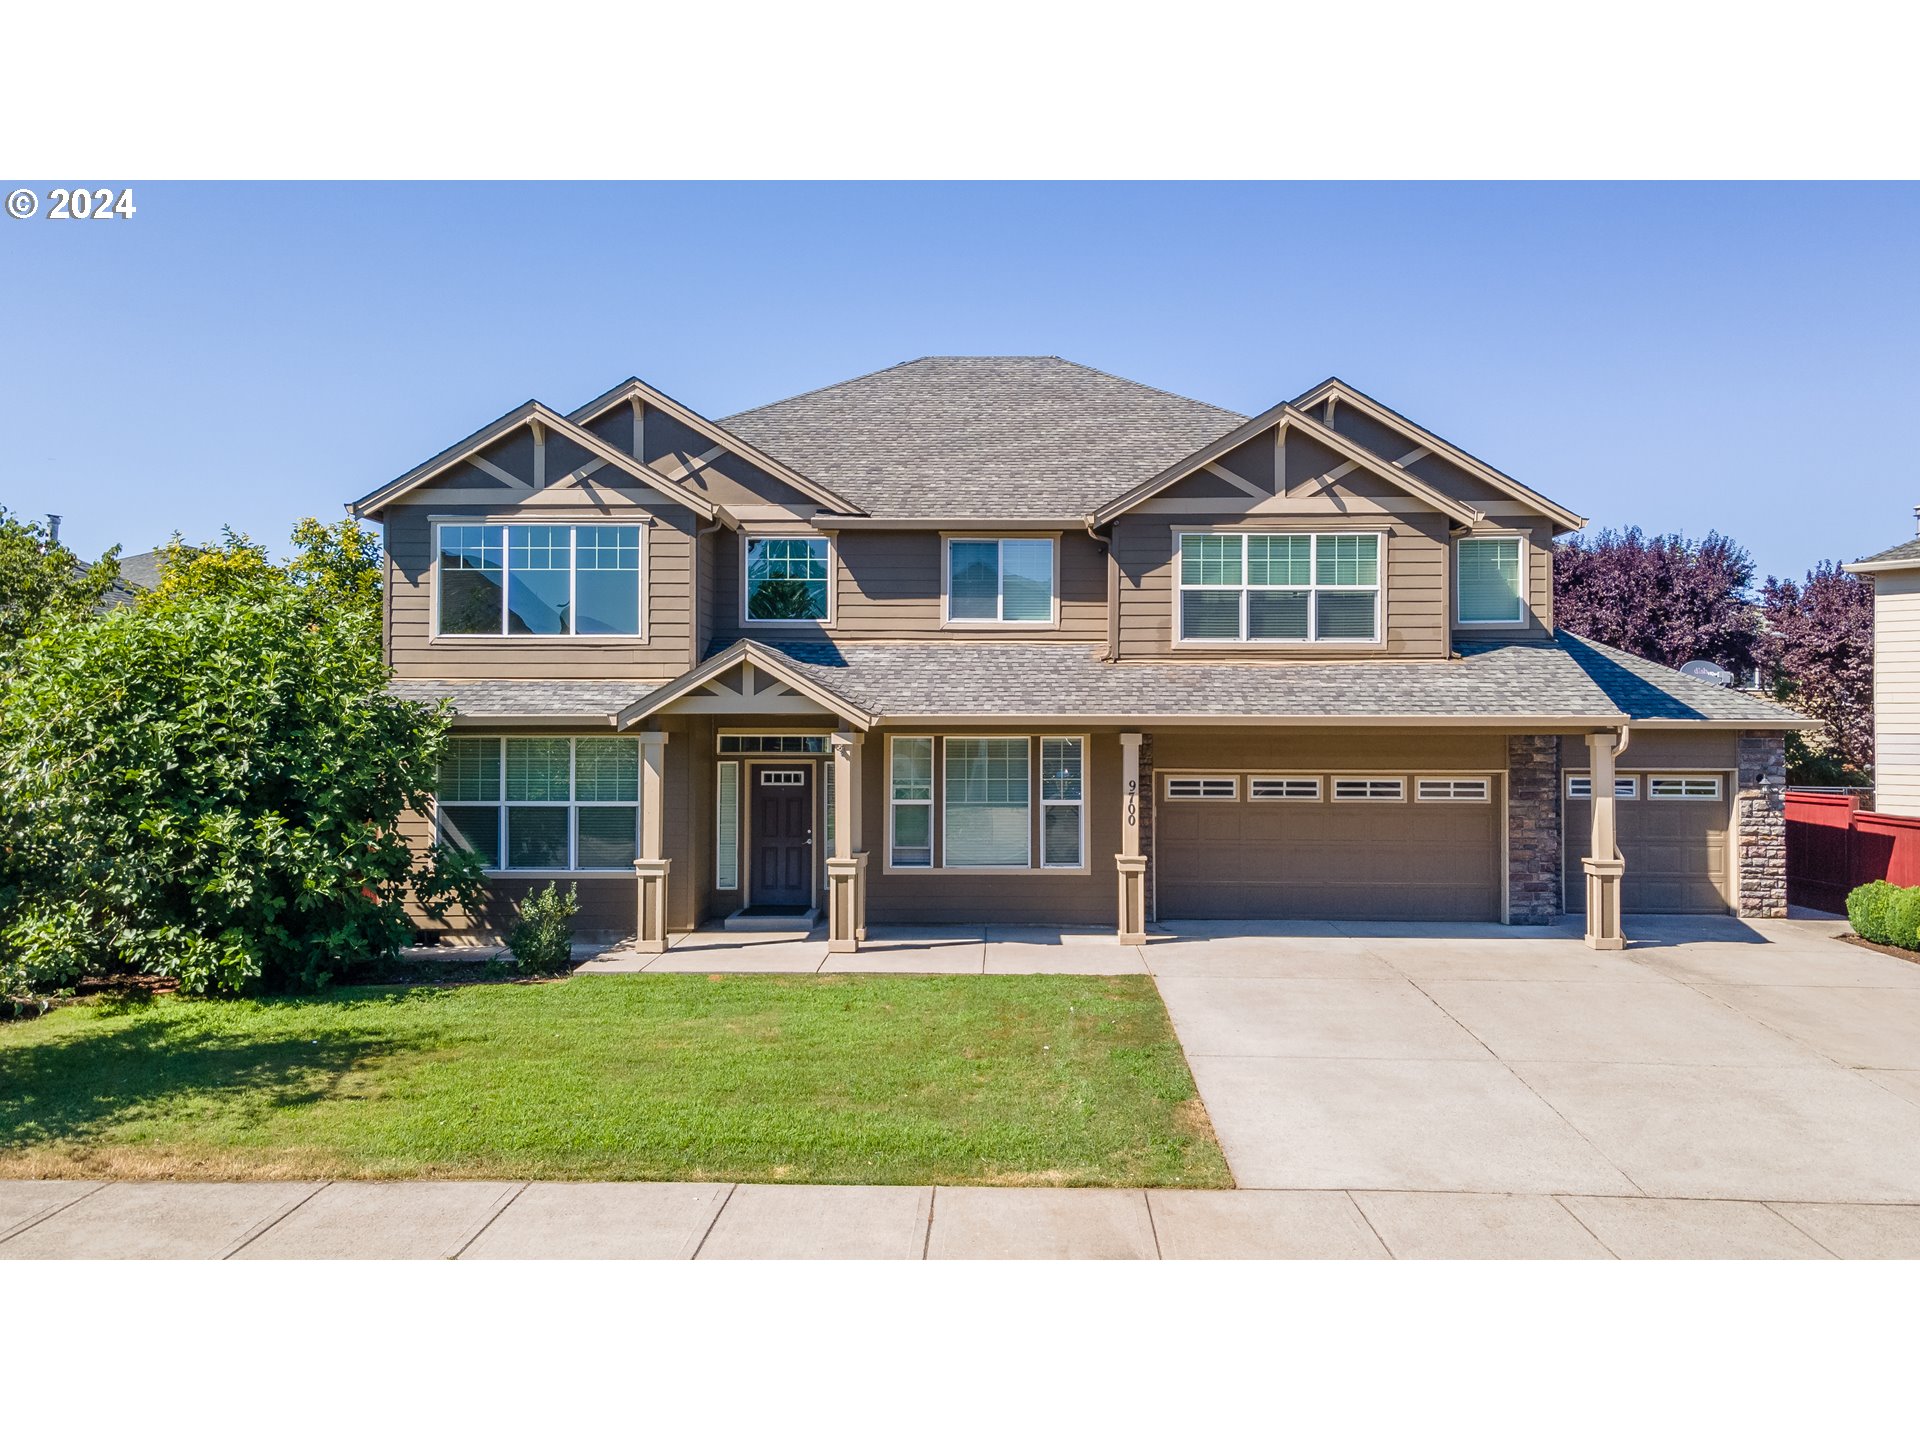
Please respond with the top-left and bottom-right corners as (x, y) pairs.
(1736, 730), (1788, 918)
(1506, 733), (1562, 923)
(1139, 732), (1156, 922)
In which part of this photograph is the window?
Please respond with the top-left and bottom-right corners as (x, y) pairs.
(823, 758), (836, 854)
(435, 523), (642, 636)
(1416, 777), (1491, 803)
(1650, 775), (1722, 800)
(1166, 776), (1238, 801)
(744, 536), (830, 622)
(1249, 775), (1322, 801)
(946, 538), (1055, 623)
(759, 769), (806, 787)
(717, 734), (829, 754)
(1040, 737), (1084, 868)
(1332, 777), (1406, 802)
(1566, 774), (1638, 799)
(889, 737), (934, 868)
(944, 738), (1031, 868)
(1177, 532), (1380, 642)
(1457, 536), (1525, 625)
(437, 736), (640, 870)
(715, 761), (740, 891)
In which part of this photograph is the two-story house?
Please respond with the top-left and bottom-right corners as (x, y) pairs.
(349, 357), (1807, 953)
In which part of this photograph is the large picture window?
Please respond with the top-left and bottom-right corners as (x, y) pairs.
(1177, 532), (1380, 643)
(946, 538), (1055, 623)
(437, 736), (640, 870)
(943, 738), (1032, 868)
(744, 536), (830, 622)
(436, 523), (642, 637)
(1457, 535), (1525, 625)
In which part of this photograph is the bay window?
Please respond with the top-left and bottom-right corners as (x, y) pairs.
(946, 538), (1055, 623)
(1457, 535), (1525, 625)
(436, 522), (643, 637)
(437, 736), (640, 871)
(1177, 531), (1380, 643)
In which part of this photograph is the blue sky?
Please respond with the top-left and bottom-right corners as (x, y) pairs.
(2, 181), (1912, 581)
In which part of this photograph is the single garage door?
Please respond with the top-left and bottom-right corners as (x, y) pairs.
(1564, 771), (1732, 914)
(1155, 772), (1501, 921)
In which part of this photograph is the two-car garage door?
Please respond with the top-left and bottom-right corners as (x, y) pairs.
(1155, 771), (1502, 921)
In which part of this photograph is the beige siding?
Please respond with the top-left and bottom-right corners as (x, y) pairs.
(815, 529), (1109, 643)
(1875, 570), (1920, 817)
(1447, 517), (1557, 642)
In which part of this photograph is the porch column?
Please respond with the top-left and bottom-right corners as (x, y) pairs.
(632, 730), (671, 954)
(1583, 729), (1625, 950)
(827, 728), (867, 953)
(1115, 731), (1147, 945)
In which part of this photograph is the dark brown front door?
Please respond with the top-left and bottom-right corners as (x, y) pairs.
(751, 764), (814, 907)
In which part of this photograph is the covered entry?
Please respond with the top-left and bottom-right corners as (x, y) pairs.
(1564, 771), (1732, 914)
(1155, 770), (1502, 921)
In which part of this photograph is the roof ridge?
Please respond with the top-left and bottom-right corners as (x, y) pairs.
(1042, 357), (1246, 420)
(719, 356), (934, 423)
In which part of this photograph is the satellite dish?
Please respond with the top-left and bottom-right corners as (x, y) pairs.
(1680, 659), (1735, 688)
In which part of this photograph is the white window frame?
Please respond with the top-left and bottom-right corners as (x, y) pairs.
(941, 735), (1033, 871)
(1248, 775), (1323, 802)
(1565, 773), (1639, 800)
(1173, 530), (1384, 645)
(1331, 775), (1407, 803)
(1454, 531), (1529, 627)
(1039, 735), (1087, 870)
(740, 532), (834, 628)
(715, 760), (741, 891)
(1415, 776), (1492, 803)
(1649, 774), (1724, 800)
(941, 536), (1059, 626)
(430, 519), (647, 642)
(434, 735), (642, 874)
(1164, 774), (1239, 801)
(887, 735), (936, 870)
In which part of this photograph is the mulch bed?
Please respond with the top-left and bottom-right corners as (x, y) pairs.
(1835, 933), (1920, 965)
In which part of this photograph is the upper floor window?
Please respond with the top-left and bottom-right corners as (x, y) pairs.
(744, 536), (830, 623)
(1457, 535), (1525, 625)
(436, 522), (643, 637)
(946, 538), (1055, 624)
(1177, 532), (1380, 643)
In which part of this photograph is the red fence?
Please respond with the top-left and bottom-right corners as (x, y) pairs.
(1786, 790), (1920, 913)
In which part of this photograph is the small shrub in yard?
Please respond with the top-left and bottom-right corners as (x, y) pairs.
(508, 883), (579, 974)
(1889, 889), (1920, 952)
(1847, 880), (1916, 950)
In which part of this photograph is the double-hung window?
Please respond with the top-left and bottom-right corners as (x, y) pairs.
(946, 538), (1055, 623)
(1457, 535), (1525, 625)
(437, 736), (640, 871)
(1177, 532), (1380, 642)
(436, 522), (643, 636)
(889, 737), (934, 868)
(944, 738), (1032, 868)
(744, 536), (830, 622)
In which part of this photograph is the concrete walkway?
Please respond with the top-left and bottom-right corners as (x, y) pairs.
(576, 923), (1151, 974)
(5, 1177), (1917, 1258)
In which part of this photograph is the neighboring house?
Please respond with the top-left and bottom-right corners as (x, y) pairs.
(348, 357), (1809, 952)
(1846, 519), (1920, 816)
(98, 548), (177, 608)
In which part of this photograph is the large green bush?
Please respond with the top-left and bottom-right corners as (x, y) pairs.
(1848, 881), (1907, 949)
(0, 524), (483, 997)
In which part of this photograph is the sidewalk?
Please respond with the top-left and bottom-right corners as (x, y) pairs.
(4, 1178), (1917, 1258)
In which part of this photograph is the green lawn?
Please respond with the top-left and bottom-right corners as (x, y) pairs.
(0, 974), (1229, 1188)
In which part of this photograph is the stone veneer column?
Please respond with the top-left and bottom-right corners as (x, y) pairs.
(1736, 730), (1788, 918)
(1505, 734), (1561, 924)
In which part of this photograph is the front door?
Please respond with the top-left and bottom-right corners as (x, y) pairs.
(751, 764), (814, 907)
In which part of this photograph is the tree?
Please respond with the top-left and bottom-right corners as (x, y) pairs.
(0, 518), (480, 998)
(0, 507), (120, 654)
(1758, 561), (1874, 785)
(1553, 527), (1761, 673)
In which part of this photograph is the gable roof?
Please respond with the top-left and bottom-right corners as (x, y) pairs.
(1291, 377), (1586, 532)
(1087, 402), (1483, 528)
(720, 356), (1247, 521)
(616, 639), (880, 730)
(1845, 533), (1920, 573)
(567, 375), (863, 515)
(349, 401), (727, 522)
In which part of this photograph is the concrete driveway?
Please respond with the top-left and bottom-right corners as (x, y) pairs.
(1152, 915), (1920, 1207)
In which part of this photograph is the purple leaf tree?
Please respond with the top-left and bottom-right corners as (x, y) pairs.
(1553, 527), (1761, 673)
(1758, 561), (1874, 782)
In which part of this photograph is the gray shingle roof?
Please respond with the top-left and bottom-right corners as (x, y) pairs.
(720, 356), (1246, 520)
(388, 679), (645, 722)
(728, 638), (1628, 722)
(1553, 632), (1811, 726)
(1853, 535), (1920, 568)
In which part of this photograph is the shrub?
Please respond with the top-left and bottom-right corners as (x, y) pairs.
(1888, 889), (1920, 953)
(508, 883), (579, 974)
(1848, 881), (1901, 947)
